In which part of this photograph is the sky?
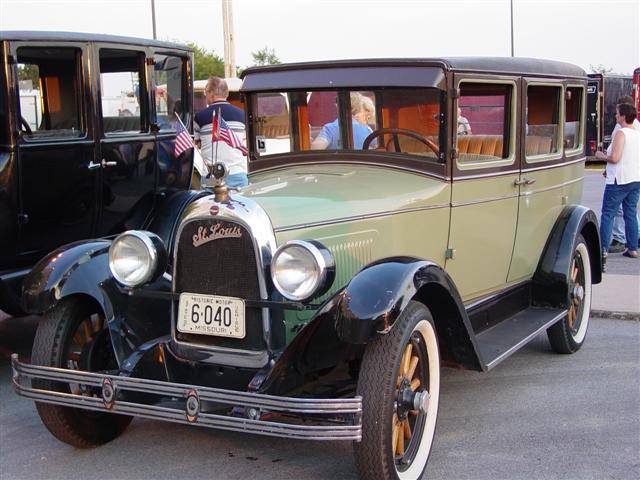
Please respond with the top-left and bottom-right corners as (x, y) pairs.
(1, 0), (639, 74)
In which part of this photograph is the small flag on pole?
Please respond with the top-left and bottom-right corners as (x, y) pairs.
(174, 117), (194, 157)
(212, 110), (247, 156)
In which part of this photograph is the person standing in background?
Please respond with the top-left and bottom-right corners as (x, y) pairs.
(596, 103), (640, 263)
(606, 96), (640, 253)
(194, 77), (248, 188)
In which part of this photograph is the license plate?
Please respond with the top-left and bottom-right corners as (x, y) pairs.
(177, 293), (245, 339)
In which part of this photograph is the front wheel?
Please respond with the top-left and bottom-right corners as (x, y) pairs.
(547, 235), (592, 354)
(354, 301), (440, 480)
(31, 298), (132, 447)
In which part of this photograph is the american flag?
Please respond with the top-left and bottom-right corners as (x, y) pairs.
(174, 118), (194, 157)
(212, 110), (248, 156)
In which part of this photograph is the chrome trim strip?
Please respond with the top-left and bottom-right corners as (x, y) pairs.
(454, 169), (520, 181)
(171, 194), (277, 369)
(274, 203), (450, 233)
(521, 176), (583, 196)
(12, 355), (361, 441)
(522, 156), (585, 173)
(451, 193), (519, 207)
(484, 310), (567, 370)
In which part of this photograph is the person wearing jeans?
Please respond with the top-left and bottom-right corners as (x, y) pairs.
(596, 103), (640, 263)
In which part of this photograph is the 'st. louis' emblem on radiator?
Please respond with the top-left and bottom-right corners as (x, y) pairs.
(192, 224), (243, 247)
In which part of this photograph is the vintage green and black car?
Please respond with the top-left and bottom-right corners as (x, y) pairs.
(13, 58), (601, 479)
(0, 31), (196, 315)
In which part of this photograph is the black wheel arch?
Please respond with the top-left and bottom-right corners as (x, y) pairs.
(533, 205), (602, 309)
(253, 257), (482, 396)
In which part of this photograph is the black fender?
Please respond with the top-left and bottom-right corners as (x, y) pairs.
(21, 189), (209, 365)
(532, 205), (602, 309)
(253, 257), (483, 395)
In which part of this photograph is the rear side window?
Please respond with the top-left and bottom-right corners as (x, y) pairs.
(16, 46), (83, 140)
(526, 85), (561, 158)
(565, 86), (584, 151)
(154, 54), (188, 130)
(457, 82), (513, 163)
(99, 49), (146, 134)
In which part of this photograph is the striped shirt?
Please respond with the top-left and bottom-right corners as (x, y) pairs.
(194, 101), (247, 175)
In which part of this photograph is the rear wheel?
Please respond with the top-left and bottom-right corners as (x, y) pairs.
(31, 298), (132, 447)
(354, 301), (440, 480)
(547, 235), (592, 354)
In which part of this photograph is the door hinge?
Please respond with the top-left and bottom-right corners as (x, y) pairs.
(450, 88), (460, 100)
(451, 148), (458, 160)
(18, 213), (29, 224)
(146, 57), (155, 66)
(445, 248), (456, 260)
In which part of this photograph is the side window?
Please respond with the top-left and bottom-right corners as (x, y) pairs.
(564, 86), (583, 151)
(526, 85), (561, 158)
(16, 47), (83, 139)
(457, 82), (513, 164)
(253, 93), (292, 155)
(154, 54), (187, 130)
(99, 49), (145, 134)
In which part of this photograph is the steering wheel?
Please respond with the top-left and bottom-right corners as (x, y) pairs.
(363, 128), (439, 155)
(19, 116), (33, 135)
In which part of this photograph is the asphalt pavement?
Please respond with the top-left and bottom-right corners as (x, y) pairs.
(1, 318), (638, 480)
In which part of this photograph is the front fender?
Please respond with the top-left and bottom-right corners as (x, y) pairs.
(533, 205), (602, 308)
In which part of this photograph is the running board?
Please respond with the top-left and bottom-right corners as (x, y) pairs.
(475, 308), (567, 370)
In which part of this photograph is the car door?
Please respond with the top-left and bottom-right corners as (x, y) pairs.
(508, 80), (585, 283)
(95, 45), (157, 237)
(12, 41), (97, 264)
(445, 76), (520, 302)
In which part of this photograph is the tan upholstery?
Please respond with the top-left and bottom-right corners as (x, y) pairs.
(525, 135), (555, 156)
(457, 135), (504, 158)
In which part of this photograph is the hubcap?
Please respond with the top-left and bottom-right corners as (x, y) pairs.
(568, 251), (585, 333)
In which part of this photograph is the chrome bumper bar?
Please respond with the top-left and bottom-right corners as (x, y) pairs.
(11, 354), (362, 441)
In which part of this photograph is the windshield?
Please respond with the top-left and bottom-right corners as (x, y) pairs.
(249, 88), (443, 161)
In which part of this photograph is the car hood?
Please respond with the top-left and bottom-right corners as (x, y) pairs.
(242, 164), (450, 231)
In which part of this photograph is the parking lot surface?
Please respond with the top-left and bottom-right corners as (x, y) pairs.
(1, 317), (638, 480)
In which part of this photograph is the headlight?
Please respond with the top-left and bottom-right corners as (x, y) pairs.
(271, 240), (335, 302)
(109, 231), (167, 287)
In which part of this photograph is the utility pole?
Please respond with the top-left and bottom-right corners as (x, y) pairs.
(151, 0), (157, 40)
(222, 0), (237, 78)
(510, 0), (514, 57)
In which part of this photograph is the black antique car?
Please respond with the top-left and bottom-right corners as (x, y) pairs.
(0, 31), (197, 314)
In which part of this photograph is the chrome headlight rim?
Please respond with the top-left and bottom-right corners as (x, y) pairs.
(271, 240), (335, 302)
(109, 230), (166, 288)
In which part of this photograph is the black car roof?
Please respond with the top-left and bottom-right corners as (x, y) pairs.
(242, 57), (586, 78)
(0, 31), (191, 52)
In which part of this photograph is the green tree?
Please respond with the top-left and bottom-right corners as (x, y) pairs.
(186, 42), (224, 80)
(251, 46), (280, 66)
(589, 64), (613, 75)
(17, 63), (40, 88)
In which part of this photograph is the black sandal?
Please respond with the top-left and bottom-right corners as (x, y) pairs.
(622, 250), (638, 259)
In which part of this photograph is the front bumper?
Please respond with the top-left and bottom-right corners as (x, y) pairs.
(11, 354), (362, 441)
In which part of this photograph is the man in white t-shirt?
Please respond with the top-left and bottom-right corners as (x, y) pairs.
(604, 96), (640, 253)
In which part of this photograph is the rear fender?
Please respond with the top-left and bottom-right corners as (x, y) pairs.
(533, 205), (602, 308)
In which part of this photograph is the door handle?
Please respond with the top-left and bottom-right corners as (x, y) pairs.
(514, 178), (536, 186)
(87, 159), (117, 170)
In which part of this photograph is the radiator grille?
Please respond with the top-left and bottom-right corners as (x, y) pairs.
(174, 219), (264, 350)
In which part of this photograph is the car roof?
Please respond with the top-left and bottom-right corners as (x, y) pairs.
(242, 57), (586, 79)
(0, 30), (191, 52)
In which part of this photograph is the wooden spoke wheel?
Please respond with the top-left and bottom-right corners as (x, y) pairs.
(31, 298), (132, 447)
(354, 301), (440, 480)
(547, 235), (592, 354)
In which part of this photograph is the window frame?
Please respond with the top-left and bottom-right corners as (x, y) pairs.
(151, 52), (190, 132)
(523, 80), (564, 164)
(97, 46), (149, 137)
(248, 86), (446, 162)
(12, 43), (87, 143)
(454, 77), (518, 172)
(563, 84), (585, 156)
